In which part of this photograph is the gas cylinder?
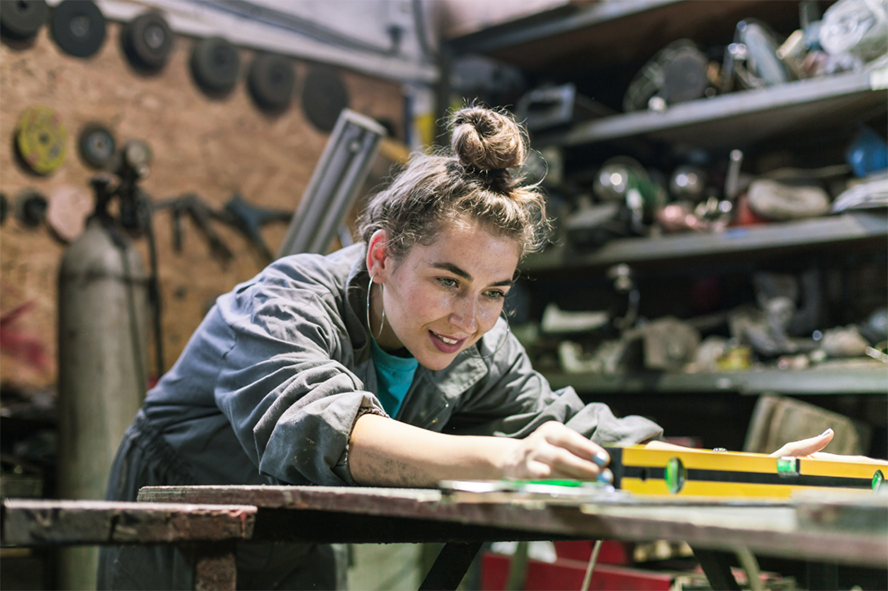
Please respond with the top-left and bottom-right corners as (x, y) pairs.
(57, 211), (149, 589)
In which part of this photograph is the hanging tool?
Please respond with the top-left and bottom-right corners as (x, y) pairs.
(220, 194), (292, 262)
(152, 194), (234, 262)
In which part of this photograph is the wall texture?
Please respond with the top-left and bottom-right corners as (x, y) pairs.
(0, 20), (403, 390)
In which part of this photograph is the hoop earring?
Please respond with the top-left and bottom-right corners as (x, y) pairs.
(467, 310), (510, 360)
(366, 276), (386, 340)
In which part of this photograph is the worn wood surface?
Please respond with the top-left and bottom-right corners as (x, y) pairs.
(137, 485), (888, 568)
(1, 499), (256, 545)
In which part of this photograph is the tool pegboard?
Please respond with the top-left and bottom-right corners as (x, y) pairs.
(0, 17), (404, 389)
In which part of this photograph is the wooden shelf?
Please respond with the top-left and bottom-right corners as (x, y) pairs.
(447, 0), (804, 73)
(543, 364), (888, 395)
(523, 212), (888, 273)
(532, 68), (888, 149)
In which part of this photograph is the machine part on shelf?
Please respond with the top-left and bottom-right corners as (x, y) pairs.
(153, 193), (233, 262)
(724, 149), (744, 200)
(49, 0), (106, 58)
(247, 53), (296, 112)
(77, 123), (116, 169)
(278, 109), (385, 257)
(541, 303), (609, 334)
(820, 325), (870, 358)
(301, 65), (350, 133)
(515, 83), (614, 131)
(820, 0), (888, 61)
(637, 317), (701, 371)
(57, 178), (149, 591)
(121, 11), (174, 72)
(746, 179), (831, 221)
(660, 46), (710, 104)
(0, 192), (8, 224)
(656, 202), (710, 233)
(859, 307), (888, 344)
(846, 124), (888, 177)
(725, 20), (793, 91)
(594, 157), (665, 233)
(14, 189), (48, 227)
(0, 0), (48, 40)
(190, 36), (240, 95)
(564, 202), (623, 245)
(15, 105), (67, 175)
(623, 40), (712, 112)
(607, 263), (639, 331)
(47, 185), (93, 242)
(669, 165), (707, 201)
(832, 170), (888, 211)
(222, 194), (292, 261)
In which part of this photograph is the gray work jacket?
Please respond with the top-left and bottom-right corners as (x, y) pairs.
(141, 244), (663, 487)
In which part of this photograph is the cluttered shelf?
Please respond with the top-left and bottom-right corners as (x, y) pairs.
(447, 0), (804, 73)
(533, 67), (888, 149)
(542, 363), (888, 395)
(523, 211), (888, 272)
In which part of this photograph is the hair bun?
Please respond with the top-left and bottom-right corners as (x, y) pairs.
(451, 106), (526, 176)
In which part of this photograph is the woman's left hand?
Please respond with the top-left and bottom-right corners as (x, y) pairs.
(769, 428), (835, 458)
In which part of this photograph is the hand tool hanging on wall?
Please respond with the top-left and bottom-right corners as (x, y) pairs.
(15, 105), (67, 175)
(77, 123), (116, 170)
(49, 0), (106, 58)
(190, 36), (240, 96)
(152, 193), (234, 263)
(0, 0), (48, 41)
(247, 53), (296, 113)
(278, 109), (385, 257)
(221, 193), (292, 261)
(301, 65), (350, 132)
(121, 11), (175, 73)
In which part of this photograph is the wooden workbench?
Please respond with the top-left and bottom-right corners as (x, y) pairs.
(137, 484), (888, 589)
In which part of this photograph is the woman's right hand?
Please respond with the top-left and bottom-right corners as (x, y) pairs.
(501, 421), (612, 483)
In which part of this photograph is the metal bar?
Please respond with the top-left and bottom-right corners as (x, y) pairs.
(419, 541), (483, 591)
(694, 548), (741, 590)
(277, 110), (386, 258)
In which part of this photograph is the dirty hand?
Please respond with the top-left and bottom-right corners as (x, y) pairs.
(769, 428), (835, 458)
(501, 421), (612, 483)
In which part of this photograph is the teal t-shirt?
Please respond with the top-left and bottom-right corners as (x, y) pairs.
(370, 338), (418, 418)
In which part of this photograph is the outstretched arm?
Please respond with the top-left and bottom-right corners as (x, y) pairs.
(348, 414), (611, 487)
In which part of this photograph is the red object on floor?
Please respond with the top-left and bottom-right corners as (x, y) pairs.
(554, 541), (632, 565)
(481, 552), (673, 591)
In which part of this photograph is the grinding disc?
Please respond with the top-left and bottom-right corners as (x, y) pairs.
(301, 65), (349, 132)
(190, 36), (240, 94)
(122, 11), (174, 71)
(14, 189), (48, 227)
(15, 105), (67, 175)
(661, 48), (709, 104)
(247, 52), (295, 112)
(77, 123), (116, 169)
(49, 0), (106, 58)
(0, 0), (48, 40)
(47, 184), (93, 242)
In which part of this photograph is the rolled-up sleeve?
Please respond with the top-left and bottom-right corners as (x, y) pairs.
(214, 283), (383, 486)
(446, 327), (663, 446)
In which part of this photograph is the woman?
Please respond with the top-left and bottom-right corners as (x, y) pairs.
(98, 106), (833, 589)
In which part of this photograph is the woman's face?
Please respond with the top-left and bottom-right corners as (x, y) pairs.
(367, 222), (521, 371)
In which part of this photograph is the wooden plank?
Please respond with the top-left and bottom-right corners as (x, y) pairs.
(136, 485), (888, 567)
(1, 499), (256, 546)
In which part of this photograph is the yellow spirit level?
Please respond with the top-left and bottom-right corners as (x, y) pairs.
(606, 446), (887, 498)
